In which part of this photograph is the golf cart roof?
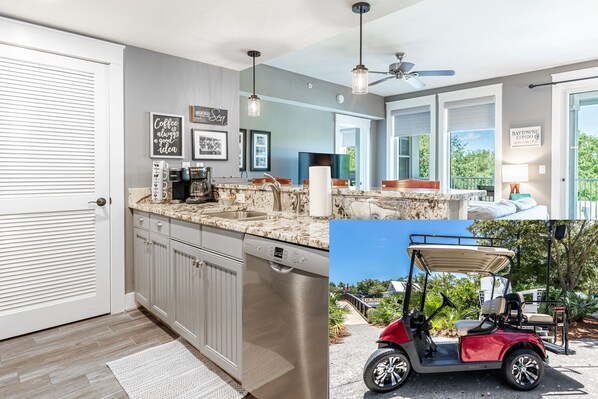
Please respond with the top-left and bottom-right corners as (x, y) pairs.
(406, 244), (515, 274)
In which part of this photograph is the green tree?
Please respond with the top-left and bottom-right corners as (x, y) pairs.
(419, 135), (429, 178)
(450, 135), (495, 179)
(468, 220), (598, 293)
(578, 132), (598, 179)
(345, 146), (357, 172)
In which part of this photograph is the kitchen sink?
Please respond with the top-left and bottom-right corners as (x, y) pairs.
(206, 210), (274, 221)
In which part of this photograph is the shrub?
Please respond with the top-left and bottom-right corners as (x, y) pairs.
(329, 294), (349, 340)
(367, 295), (402, 325)
(564, 292), (598, 321)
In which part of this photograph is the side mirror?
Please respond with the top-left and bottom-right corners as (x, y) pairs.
(554, 224), (567, 240)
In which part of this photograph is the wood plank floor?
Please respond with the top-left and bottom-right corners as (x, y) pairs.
(0, 308), (248, 398)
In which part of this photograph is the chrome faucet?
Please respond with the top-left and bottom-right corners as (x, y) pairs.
(262, 173), (282, 211)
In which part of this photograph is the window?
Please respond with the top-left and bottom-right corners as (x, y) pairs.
(386, 96), (436, 182)
(439, 85), (502, 200)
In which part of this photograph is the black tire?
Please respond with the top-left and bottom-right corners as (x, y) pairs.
(363, 348), (411, 393)
(502, 348), (544, 391)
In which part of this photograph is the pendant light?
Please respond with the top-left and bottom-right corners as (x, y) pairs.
(352, 2), (370, 95)
(247, 50), (261, 117)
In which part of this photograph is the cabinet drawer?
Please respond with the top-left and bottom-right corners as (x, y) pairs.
(133, 211), (150, 230)
(202, 226), (243, 260)
(171, 219), (201, 247)
(150, 214), (170, 236)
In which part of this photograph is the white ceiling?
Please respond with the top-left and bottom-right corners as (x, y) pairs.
(0, 0), (419, 71)
(2, 0), (598, 97)
(268, 0), (598, 96)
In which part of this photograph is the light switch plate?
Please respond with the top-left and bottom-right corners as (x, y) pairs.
(539, 165), (546, 174)
(236, 193), (246, 203)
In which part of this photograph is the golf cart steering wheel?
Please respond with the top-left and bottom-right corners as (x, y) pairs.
(440, 292), (457, 310)
(415, 293), (458, 336)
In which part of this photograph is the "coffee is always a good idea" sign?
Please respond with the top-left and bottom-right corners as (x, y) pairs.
(150, 113), (184, 158)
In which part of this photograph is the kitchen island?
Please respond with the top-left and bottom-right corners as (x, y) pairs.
(214, 184), (485, 220)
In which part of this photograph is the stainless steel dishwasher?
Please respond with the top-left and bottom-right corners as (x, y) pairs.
(242, 235), (329, 399)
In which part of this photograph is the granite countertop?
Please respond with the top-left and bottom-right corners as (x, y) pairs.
(130, 198), (329, 251)
(213, 183), (485, 201)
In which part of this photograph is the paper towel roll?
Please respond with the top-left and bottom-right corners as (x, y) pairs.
(309, 166), (332, 217)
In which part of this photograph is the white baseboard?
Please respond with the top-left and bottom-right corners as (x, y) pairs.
(124, 292), (137, 311)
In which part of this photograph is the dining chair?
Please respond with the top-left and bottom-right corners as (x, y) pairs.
(381, 179), (440, 189)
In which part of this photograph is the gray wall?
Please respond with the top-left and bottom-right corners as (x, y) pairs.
(241, 64), (385, 119)
(240, 97), (334, 182)
(239, 64), (385, 184)
(124, 46), (239, 292)
(383, 59), (598, 212)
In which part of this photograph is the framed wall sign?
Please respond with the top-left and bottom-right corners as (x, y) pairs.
(239, 129), (247, 171)
(510, 126), (541, 148)
(250, 130), (271, 172)
(150, 112), (184, 158)
(192, 129), (228, 160)
(190, 105), (228, 126)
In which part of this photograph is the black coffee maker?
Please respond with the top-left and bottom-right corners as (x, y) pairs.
(169, 168), (187, 203)
(186, 166), (212, 204)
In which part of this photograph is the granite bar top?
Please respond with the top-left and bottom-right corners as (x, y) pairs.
(213, 184), (485, 201)
(129, 192), (329, 251)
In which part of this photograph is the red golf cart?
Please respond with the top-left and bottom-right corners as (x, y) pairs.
(364, 234), (572, 393)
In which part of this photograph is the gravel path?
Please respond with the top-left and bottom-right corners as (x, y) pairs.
(330, 323), (598, 399)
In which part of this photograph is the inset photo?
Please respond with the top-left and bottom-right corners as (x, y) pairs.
(329, 220), (597, 399)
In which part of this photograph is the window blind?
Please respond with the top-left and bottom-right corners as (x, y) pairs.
(446, 96), (495, 132)
(340, 129), (356, 147)
(393, 105), (430, 137)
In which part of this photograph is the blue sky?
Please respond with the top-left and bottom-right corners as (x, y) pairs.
(579, 104), (598, 136)
(452, 129), (495, 152)
(329, 220), (473, 285)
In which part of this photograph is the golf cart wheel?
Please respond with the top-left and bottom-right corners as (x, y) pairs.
(502, 348), (544, 391)
(363, 348), (411, 393)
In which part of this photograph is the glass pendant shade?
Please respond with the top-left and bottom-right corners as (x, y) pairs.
(352, 65), (369, 95)
(248, 94), (261, 117)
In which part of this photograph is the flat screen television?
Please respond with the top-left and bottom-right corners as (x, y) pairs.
(298, 152), (350, 183)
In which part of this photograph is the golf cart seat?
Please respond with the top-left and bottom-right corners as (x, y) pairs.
(505, 293), (553, 324)
(456, 297), (506, 337)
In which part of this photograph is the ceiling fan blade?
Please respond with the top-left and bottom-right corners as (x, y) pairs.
(398, 62), (415, 73)
(413, 70), (455, 77)
(369, 70), (390, 75)
(403, 76), (426, 89)
(369, 76), (395, 86)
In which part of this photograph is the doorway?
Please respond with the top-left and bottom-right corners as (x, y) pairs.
(335, 114), (371, 188)
(552, 67), (598, 219)
(0, 18), (124, 339)
(568, 90), (598, 219)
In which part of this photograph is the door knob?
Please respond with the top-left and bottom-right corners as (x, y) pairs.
(89, 197), (107, 207)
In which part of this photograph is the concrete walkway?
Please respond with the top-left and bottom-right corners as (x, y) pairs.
(341, 300), (369, 326)
(330, 321), (598, 399)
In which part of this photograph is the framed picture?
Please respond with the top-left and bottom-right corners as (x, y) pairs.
(191, 129), (228, 160)
(510, 126), (541, 148)
(239, 129), (247, 171)
(250, 130), (271, 172)
(150, 112), (184, 159)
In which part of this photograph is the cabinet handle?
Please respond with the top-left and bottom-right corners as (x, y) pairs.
(156, 222), (163, 228)
(138, 217), (144, 223)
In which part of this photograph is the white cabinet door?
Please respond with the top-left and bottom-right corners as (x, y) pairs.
(201, 249), (242, 380)
(0, 44), (111, 340)
(133, 228), (150, 308)
(171, 241), (202, 346)
(150, 233), (170, 323)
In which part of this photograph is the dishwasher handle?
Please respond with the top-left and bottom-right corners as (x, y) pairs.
(269, 261), (294, 274)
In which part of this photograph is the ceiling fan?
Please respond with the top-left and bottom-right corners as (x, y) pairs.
(369, 52), (455, 89)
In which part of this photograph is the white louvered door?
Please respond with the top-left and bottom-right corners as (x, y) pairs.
(0, 43), (110, 339)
